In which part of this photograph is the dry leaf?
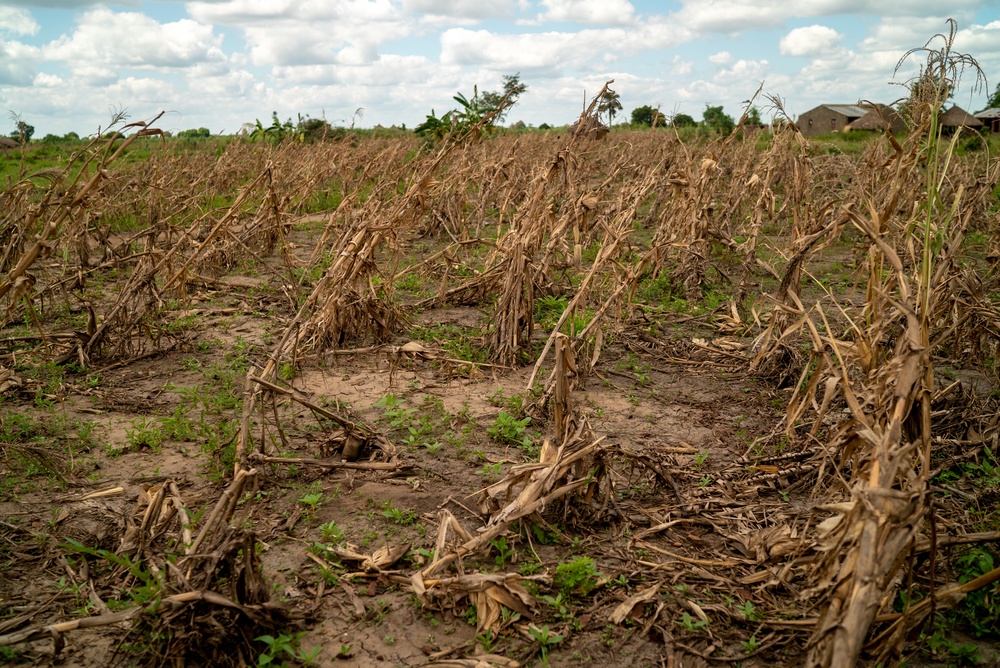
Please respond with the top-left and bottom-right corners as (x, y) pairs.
(609, 584), (660, 624)
(362, 542), (411, 572)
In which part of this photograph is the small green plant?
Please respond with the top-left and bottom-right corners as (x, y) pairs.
(256, 632), (319, 667)
(298, 491), (323, 510)
(0, 646), (25, 663)
(741, 634), (761, 654)
(540, 592), (573, 623)
(320, 521), (345, 543)
(519, 560), (543, 576)
(478, 462), (503, 482)
(554, 556), (601, 596)
(488, 410), (532, 449)
(464, 604), (478, 626)
(381, 501), (418, 525)
(952, 547), (1000, 637)
(125, 417), (163, 452)
(535, 295), (568, 330)
(491, 536), (516, 569)
(376, 394), (418, 431)
(677, 611), (708, 632)
(528, 624), (564, 666)
(476, 629), (494, 653)
(737, 600), (762, 621)
(694, 451), (708, 470)
(394, 273), (421, 292)
(924, 624), (981, 664)
(63, 540), (163, 608)
(161, 408), (196, 441)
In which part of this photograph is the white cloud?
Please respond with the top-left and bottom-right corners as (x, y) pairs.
(0, 7), (39, 36)
(2, 0), (110, 6)
(537, 0), (635, 25)
(673, 0), (990, 33)
(439, 21), (690, 73)
(0, 38), (40, 86)
(187, 0), (403, 27)
(713, 58), (769, 85)
(188, 0), (412, 67)
(780, 25), (843, 57)
(708, 51), (731, 65)
(858, 16), (959, 52)
(440, 29), (600, 71)
(403, 0), (516, 20)
(669, 55), (692, 75)
(44, 9), (225, 72)
(183, 63), (264, 114)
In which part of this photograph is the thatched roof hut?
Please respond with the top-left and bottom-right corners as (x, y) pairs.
(0, 137), (19, 149)
(939, 105), (983, 129)
(847, 105), (905, 134)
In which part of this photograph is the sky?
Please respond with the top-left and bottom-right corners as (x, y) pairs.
(1, 0), (999, 138)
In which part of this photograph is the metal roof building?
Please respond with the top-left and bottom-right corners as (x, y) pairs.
(797, 104), (870, 137)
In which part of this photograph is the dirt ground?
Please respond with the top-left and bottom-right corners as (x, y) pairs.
(0, 278), (790, 667)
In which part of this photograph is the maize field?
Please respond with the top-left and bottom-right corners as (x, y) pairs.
(1, 36), (1000, 668)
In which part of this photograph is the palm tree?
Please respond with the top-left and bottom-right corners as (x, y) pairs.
(598, 90), (622, 126)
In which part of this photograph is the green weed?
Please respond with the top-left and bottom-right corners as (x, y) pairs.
(125, 417), (164, 453)
(256, 631), (320, 667)
(554, 556), (601, 596)
(381, 501), (418, 525)
(528, 624), (563, 666)
(676, 611), (708, 632)
(488, 411), (532, 450)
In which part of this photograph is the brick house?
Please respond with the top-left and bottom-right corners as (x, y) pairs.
(796, 104), (868, 137)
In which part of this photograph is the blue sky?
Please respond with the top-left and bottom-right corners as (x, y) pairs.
(1, 0), (998, 137)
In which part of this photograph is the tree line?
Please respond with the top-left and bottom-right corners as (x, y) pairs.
(10, 80), (998, 145)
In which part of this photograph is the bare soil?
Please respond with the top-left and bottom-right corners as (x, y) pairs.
(1, 276), (785, 667)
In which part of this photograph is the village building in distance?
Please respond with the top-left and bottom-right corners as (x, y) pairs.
(796, 103), (996, 138)
(975, 107), (1000, 133)
(797, 104), (869, 136)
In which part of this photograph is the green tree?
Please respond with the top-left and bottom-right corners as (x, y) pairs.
(745, 106), (762, 126)
(177, 127), (211, 139)
(671, 113), (697, 128)
(702, 105), (735, 135)
(245, 112), (301, 143)
(9, 119), (34, 144)
(415, 75), (526, 141)
(414, 108), (454, 140)
(297, 115), (346, 142)
(983, 81), (1000, 110)
(598, 90), (623, 126)
(480, 73), (528, 125)
(631, 105), (666, 127)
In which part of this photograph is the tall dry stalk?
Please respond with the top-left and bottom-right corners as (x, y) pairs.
(799, 25), (991, 666)
(488, 83), (613, 365)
